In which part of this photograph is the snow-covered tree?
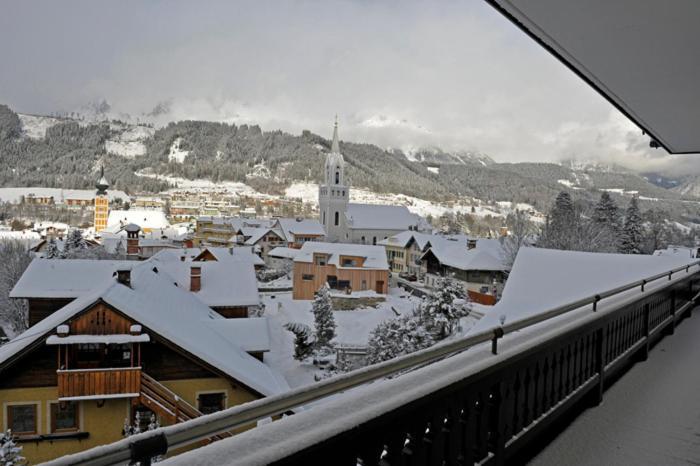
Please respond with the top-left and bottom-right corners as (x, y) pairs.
(123, 412), (161, 464)
(366, 315), (434, 364)
(620, 197), (643, 254)
(0, 241), (32, 334)
(311, 284), (336, 348)
(64, 229), (86, 254)
(0, 430), (24, 466)
(44, 238), (60, 259)
(283, 322), (315, 360)
(419, 276), (468, 338)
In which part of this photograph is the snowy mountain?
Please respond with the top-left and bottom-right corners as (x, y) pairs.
(402, 146), (495, 166)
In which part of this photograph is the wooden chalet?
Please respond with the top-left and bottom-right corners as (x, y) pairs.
(0, 266), (287, 464)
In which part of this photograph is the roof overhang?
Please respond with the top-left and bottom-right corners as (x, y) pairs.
(485, 0), (700, 154)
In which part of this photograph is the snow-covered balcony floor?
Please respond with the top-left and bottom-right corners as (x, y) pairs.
(531, 308), (700, 466)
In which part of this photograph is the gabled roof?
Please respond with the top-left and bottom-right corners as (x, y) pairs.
(346, 204), (429, 231)
(268, 247), (300, 260)
(11, 256), (261, 308)
(378, 231), (438, 250)
(486, 0), (700, 154)
(204, 317), (271, 353)
(193, 247), (265, 267)
(10, 259), (134, 298)
(421, 239), (507, 272)
(294, 242), (389, 270)
(274, 218), (325, 239)
(0, 266), (288, 397)
(243, 227), (284, 246)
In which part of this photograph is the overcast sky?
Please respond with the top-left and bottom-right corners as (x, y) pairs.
(0, 0), (683, 169)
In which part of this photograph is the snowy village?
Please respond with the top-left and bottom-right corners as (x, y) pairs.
(1, 2), (699, 466)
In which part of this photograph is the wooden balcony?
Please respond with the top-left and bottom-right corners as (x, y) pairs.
(57, 367), (141, 400)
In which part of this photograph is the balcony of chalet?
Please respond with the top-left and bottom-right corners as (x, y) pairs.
(49, 324), (148, 401)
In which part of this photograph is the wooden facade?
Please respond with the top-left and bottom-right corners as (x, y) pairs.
(213, 306), (249, 319)
(70, 304), (134, 334)
(28, 298), (74, 327)
(57, 367), (142, 399)
(293, 262), (389, 300)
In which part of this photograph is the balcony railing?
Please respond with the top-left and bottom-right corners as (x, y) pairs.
(57, 367), (141, 400)
(43, 262), (700, 466)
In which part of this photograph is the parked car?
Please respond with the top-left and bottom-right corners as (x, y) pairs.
(399, 272), (418, 282)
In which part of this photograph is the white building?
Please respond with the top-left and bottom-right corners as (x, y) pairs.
(318, 119), (431, 244)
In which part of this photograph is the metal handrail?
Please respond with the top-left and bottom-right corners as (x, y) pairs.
(41, 260), (700, 466)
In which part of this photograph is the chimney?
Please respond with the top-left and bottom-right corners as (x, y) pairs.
(467, 239), (477, 250)
(190, 266), (201, 292)
(116, 269), (131, 287)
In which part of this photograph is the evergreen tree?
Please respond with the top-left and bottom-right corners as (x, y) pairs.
(0, 430), (25, 466)
(64, 229), (86, 254)
(311, 284), (336, 348)
(419, 276), (468, 338)
(366, 315), (434, 364)
(122, 413), (161, 464)
(44, 238), (60, 259)
(592, 192), (621, 252)
(620, 197), (643, 254)
(283, 322), (315, 360)
(540, 191), (576, 250)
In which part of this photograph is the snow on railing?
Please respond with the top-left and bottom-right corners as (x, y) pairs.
(40, 261), (700, 466)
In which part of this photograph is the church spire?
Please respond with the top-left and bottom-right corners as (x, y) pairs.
(331, 115), (340, 154)
(96, 164), (109, 195)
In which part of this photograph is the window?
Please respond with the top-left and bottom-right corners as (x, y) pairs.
(341, 258), (358, 267)
(361, 280), (367, 290)
(335, 171), (340, 184)
(51, 402), (79, 432)
(314, 254), (328, 266)
(334, 211), (339, 226)
(373, 237), (377, 245)
(198, 392), (226, 415)
(7, 404), (37, 435)
(302, 274), (314, 281)
(322, 211), (326, 225)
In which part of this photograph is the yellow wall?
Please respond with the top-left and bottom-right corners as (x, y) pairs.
(1, 386), (129, 465)
(0, 377), (259, 464)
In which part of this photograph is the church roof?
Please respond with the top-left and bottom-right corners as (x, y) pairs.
(345, 204), (428, 231)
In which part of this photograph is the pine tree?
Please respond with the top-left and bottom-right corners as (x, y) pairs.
(540, 191), (576, 250)
(123, 413), (162, 464)
(284, 322), (315, 360)
(0, 430), (25, 466)
(311, 284), (336, 348)
(620, 197), (643, 254)
(64, 229), (86, 254)
(419, 276), (468, 339)
(366, 315), (434, 364)
(592, 192), (621, 252)
(44, 238), (60, 259)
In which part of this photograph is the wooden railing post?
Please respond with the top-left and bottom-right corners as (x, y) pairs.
(591, 327), (606, 406)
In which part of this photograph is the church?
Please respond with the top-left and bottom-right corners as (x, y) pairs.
(318, 119), (432, 244)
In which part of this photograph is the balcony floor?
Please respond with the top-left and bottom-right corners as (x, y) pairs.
(531, 310), (700, 466)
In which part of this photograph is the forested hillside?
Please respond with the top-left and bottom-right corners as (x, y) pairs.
(0, 104), (697, 218)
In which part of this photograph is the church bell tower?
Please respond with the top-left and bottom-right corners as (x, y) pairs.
(318, 117), (349, 242)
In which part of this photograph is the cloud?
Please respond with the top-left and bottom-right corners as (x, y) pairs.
(0, 0), (691, 171)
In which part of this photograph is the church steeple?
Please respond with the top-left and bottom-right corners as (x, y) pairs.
(96, 165), (109, 195)
(331, 114), (340, 154)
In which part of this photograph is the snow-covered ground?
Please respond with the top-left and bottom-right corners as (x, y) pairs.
(105, 125), (153, 158)
(18, 113), (65, 139)
(262, 288), (421, 387)
(135, 170), (271, 198)
(168, 137), (189, 163)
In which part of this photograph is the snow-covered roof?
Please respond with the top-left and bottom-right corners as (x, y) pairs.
(294, 242), (389, 270)
(195, 247), (265, 267)
(11, 256), (261, 308)
(378, 231), (438, 250)
(653, 246), (698, 259)
(268, 247), (299, 259)
(46, 334), (150, 345)
(0, 266), (288, 397)
(346, 203), (428, 231)
(471, 247), (699, 334)
(10, 259), (134, 298)
(243, 227), (283, 246)
(204, 318), (271, 353)
(274, 218), (325, 239)
(107, 209), (170, 230)
(422, 238), (507, 272)
(148, 258), (261, 308)
(0, 187), (129, 204)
